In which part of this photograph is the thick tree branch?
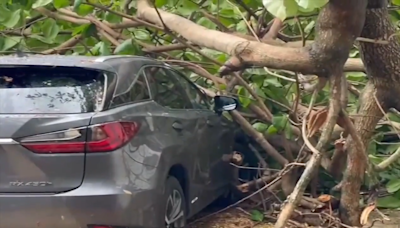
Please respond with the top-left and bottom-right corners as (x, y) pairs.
(264, 18), (283, 40)
(340, 0), (400, 225)
(340, 83), (383, 225)
(136, 0), (364, 74)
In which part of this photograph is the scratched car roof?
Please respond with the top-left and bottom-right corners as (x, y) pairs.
(0, 55), (159, 72)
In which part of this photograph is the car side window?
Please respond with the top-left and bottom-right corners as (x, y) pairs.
(165, 68), (210, 110)
(143, 66), (193, 109)
(110, 71), (151, 108)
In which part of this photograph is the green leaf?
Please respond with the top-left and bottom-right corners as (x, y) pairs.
(114, 39), (142, 55)
(253, 122), (269, 132)
(155, 0), (168, 7)
(377, 195), (400, 208)
(304, 21), (315, 34)
(184, 52), (202, 62)
(2, 9), (21, 28)
(250, 210), (264, 222)
(32, 0), (52, 8)
(30, 34), (54, 44)
(132, 29), (150, 40)
(82, 24), (98, 38)
(76, 4), (94, 16)
(219, 84), (227, 90)
(73, 0), (83, 11)
(1, 37), (22, 51)
(237, 86), (251, 108)
(53, 0), (70, 9)
(295, 0), (328, 10)
(368, 141), (377, 155)
(267, 125), (278, 135)
(264, 77), (283, 87)
(0, 4), (10, 22)
(197, 17), (217, 30)
(284, 124), (293, 139)
(72, 24), (89, 36)
(73, 0), (93, 16)
(236, 20), (248, 33)
(42, 19), (60, 40)
(104, 11), (122, 23)
(272, 115), (289, 132)
(393, 0), (400, 6)
(98, 42), (111, 56)
(262, 0), (298, 21)
(20, 0), (34, 10)
(386, 179), (400, 193)
(176, 1), (198, 16)
(250, 75), (265, 87)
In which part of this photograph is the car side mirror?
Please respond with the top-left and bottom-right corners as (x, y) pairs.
(213, 95), (239, 115)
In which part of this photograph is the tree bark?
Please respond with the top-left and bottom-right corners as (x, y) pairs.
(340, 0), (400, 225)
(340, 83), (383, 225)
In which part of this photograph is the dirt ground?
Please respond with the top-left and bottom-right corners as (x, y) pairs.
(188, 208), (400, 228)
(368, 209), (400, 228)
(188, 208), (274, 228)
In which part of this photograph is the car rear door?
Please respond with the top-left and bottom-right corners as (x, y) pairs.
(165, 67), (236, 199)
(143, 66), (209, 208)
(0, 66), (106, 193)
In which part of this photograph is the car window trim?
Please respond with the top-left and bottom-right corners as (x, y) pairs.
(113, 69), (151, 99)
(109, 68), (152, 108)
(142, 65), (195, 110)
(162, 66), (212, 111)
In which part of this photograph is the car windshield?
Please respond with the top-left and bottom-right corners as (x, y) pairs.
(0, 66), (105, 114)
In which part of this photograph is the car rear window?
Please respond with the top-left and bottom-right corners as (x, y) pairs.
(0, 66), (105, 114)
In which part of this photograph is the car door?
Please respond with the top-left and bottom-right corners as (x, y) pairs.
(142, 66), (210, 209)
(165, 68), (236, 201)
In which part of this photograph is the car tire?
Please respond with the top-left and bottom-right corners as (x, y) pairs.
(163, 176), (187, 228)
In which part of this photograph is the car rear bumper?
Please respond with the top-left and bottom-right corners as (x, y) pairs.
(0, 183), (162, 228)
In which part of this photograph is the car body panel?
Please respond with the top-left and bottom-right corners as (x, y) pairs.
(0, 55), (238, 228)
(191, 111), (235, 207)
(0, 114), (94, 193)
(0, 151), (161, 228)
(0, 55), (160, 72)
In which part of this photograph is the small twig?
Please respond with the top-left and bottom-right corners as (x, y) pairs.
(41, 35), (83, 54)
(200, 10), (230, 32)
(377, 146), (400, 170)
(374, 93), (400, 171)
(275, 74), (341, 228)
(301, 80), (327, 155)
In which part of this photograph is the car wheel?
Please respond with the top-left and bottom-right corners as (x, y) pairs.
(164, 176), (187, 228)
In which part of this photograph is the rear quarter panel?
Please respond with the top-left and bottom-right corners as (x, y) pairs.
(87, 101), (198, 193)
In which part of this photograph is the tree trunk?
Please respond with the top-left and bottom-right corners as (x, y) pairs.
(340, 0), (400, 225)
(340, 83), (382, 225)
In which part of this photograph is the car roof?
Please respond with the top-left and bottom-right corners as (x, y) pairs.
(0, 55), (165, 73)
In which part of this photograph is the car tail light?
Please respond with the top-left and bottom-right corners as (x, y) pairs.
(20, 121), (139, 154)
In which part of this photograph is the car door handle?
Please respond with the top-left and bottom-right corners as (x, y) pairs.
(206, 120), (214, 127)
(172, 122), (183, 130)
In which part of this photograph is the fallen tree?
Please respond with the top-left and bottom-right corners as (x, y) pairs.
(3, 0), (400, 227)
